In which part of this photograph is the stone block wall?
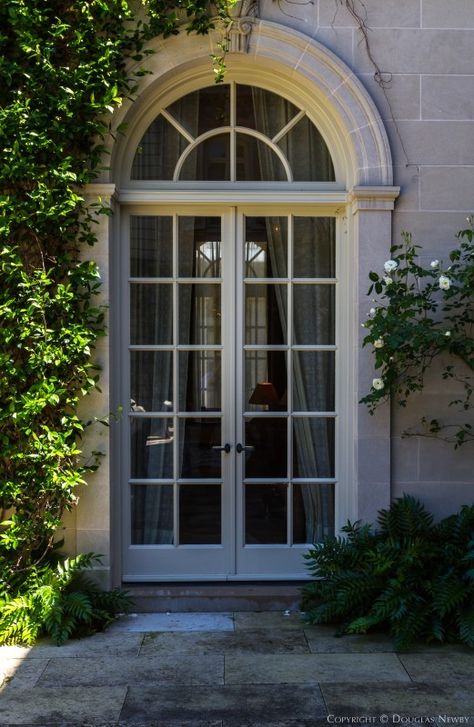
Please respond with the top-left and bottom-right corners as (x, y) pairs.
(259, 0), (474, 516)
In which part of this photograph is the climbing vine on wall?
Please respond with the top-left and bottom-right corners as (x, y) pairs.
(361, 226), (474, 448)
(0, 0), (234, 605)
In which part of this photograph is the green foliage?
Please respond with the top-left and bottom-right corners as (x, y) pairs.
(0, 552), (131, 645)
(0, 0), (223, 641)
(302, 496), (474, 650)
(361, 223), (474, 447)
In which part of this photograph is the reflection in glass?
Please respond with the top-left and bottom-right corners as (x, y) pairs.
(179, 284), (221, 345)
(179, 485), (221, 544)
(245, 484), (287, 544)
(130, 216), (173, 278)
(131, 115), (188, 180)
(178, 217), (221, 278)
(131, 418), (173, 479)
(293, 418), (335, 479)
(293, 285), (335, 345)
(244, 418), (287, 478)
(293, 218), (335, 278)
(236, 134), (287, 181)
(179, 351), (221, 412)
(131, 485), (174, 544)
(179, 418), (222, 478)
(245, 217), (288, 278)
(180, 134), (230, 181)
(293, 483), (335, 543)
(293, 352), (335, 412)
(236, 85), (298, 139)
(245, 351), (287, 412)
(277, 115), (335, 182)
(130, 284), (173, 345)
(167, 85), (230, 136)
(131, 352), (173, 413)
(245, 284), (287, 345)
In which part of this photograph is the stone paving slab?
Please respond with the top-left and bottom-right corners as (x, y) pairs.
(304, 626), (395, 653)
(224, 653), (411, 684)
(140, 628), (310, 655)
(320, 682), (474, 717)
(108, 613), (234, 633)
(116, 722), (224, 727)
(398, 652), (474, 683)
(233, 611), (305, 630)
(0, 658), (49, 690)
(0, 687), (127, 725)
(119, 684), (327, 723)
(0, 633), (143, 660)
(38, 654), (224, 687)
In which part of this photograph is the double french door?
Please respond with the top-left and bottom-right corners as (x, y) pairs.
(121, 206), (337, 581)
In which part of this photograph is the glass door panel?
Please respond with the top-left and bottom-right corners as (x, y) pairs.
(123, 209), (336, 580)
(236, 213), (336, 577)
(124, 212), (231, 580)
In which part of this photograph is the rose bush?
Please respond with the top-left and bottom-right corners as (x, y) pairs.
(361, 222), (474, 447)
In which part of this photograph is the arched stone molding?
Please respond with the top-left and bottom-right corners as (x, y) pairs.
(108, 19), (393, 189)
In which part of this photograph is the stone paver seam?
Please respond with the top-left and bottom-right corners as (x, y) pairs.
(30, 654), (51, 688)
(136, 632), (146, 657)
(116, 684), (130, 726)
(302, 628), (312, 654)
(317, 680), (330, 718)
(395, 652), (415, 682)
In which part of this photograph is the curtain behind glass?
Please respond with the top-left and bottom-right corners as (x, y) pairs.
(130, 216), (175, 544)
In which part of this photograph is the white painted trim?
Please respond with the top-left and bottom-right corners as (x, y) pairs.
(117, 188), (347, 207)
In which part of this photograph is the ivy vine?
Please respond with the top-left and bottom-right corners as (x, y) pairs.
(0, 0), (231, 597)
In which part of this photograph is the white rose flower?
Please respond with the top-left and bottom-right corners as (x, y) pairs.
(369, 307), (376, 316)
(439, 275), (450, 290)
(372, 378), (384, 391)
(384, 260), (398, 273)
(430, 260), (439, 269)
(374, 338), (384, 348)
(444, 331), (451, 337)
(383, 276), (393, 285)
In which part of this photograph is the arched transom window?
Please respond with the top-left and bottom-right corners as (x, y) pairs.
(131, 82), (335, 183)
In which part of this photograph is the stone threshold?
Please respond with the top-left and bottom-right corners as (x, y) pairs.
(122, 581), (307, 612)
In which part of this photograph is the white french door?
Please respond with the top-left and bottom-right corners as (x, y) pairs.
(122, 206), (337, 581)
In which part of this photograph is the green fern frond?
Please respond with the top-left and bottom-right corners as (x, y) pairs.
(302, 499), (474, 649)
(457, 609), (474, 647)
(377, 495), (433, 540)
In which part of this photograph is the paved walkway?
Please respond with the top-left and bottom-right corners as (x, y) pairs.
(0, 611), (473, 726)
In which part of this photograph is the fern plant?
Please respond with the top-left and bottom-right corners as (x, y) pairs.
(0, 553), (131, 645)
(302, 495), (474, 650)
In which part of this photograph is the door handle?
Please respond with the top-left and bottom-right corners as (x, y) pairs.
(211, 443), (231, 454)
(236, 443), (255, 453)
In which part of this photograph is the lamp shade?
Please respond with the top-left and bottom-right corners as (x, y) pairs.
(249, 381), (279, 406)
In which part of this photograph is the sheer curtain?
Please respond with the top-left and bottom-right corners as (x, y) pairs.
(250, 81), (335, 543)
(292, 218), (335, 542)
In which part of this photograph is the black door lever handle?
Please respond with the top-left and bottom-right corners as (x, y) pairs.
(211, 443), (231, 453)
(236, 443), (255, 453)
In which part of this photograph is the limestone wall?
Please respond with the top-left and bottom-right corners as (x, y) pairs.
(258, 0), (474, 516)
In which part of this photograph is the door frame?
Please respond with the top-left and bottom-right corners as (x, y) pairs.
(116, 199), (353, 582)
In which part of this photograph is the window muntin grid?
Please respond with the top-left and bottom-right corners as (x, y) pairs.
(131, 82), (335, 183)
(242, 214), (336, 545)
